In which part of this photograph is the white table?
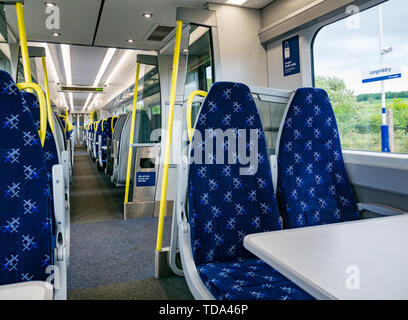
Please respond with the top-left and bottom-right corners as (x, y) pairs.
(244, 215), (408, 300)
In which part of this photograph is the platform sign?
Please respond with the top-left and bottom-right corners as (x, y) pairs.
(362, 65), (402, 83)
(282, 35), (300, 77)
(136, 172), (156, 187)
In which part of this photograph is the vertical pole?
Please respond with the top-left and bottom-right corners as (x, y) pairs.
(16, 2), (32, 84)
(42, 56), (55, 135)
(124, 62), (141, 204)
(379, 5), (390, 152)
(387, 109), (395, 153)
(155, 20), (183, 252)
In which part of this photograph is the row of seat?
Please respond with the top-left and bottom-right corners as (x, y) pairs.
(0, 70), (71, 300)
(85, 116), (118, 171)
(84, 110), (161, 191)
(176, 82), (360, 300)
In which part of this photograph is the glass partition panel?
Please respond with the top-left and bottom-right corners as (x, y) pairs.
(184, 25), (214, 128)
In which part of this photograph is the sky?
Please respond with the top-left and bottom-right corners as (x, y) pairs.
(314, 0), (408, 95)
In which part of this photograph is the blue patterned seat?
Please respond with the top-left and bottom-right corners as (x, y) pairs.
(277, 88), (359, 228)
(100, 117), (113, 167)
(0, 70), (53, 285)
(21, 92), (58, 241)
(188, 82), (313, 300)
(95, 121), (103, 158)
(59, 116), (71, 140)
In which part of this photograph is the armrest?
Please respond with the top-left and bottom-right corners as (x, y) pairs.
(52, 164), (68, 300)
(269, 155), (278, 194)
(0, 281), (53, 300)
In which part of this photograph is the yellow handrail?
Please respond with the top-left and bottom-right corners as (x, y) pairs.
(156, 20), (183, 252)
(65, 109), (73, 131)
(186, 90), (208, 142)
(16, 3), (31, 84)
(101, 119), (107, 132)
(41, 56), (55, 136)
(111, 116), (119, 133)
(17, 82), (47, 147)
(124, 62), (141, 204)
(90, 109), (94, 125)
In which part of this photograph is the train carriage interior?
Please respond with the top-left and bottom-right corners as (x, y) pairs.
(0, 0), (407, 302)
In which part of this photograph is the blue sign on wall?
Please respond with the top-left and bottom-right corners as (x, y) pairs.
(136, 172), (156, 187)
(282, 35), (300, 77)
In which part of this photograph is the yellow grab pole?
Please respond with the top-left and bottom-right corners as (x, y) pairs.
(64, 113), (68, 133)
(186, 90), (208, 142)
(124, 61), (141, 204)
(156, 20), (183, 252)
(16, 2), (32, 84)
(101, 119), (107, 132)
(41, 56), (55, 135)
(17, 82), (47, 146)
(111, 116), (118, 133)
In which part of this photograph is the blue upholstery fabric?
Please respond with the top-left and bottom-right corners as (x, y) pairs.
(59, 116), (72, 140)
(0, 71), (52, 285)
(21, 92), (57, 245)
(95, 121), (103, 157)
(198, 258), (312, 300)
(277, 88), (359, 228)
(100, 117), (113, 165)
(188, 82), (313, 300)
(21, 92), (59, 201)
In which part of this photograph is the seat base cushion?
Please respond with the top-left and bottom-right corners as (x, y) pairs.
(197, 258), (314, 300)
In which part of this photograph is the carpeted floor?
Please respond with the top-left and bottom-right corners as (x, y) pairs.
(68, 147), (193, 300)
(70, 148), (124, 223)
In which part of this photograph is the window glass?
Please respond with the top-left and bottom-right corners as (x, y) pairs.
(106, 64), (161, 143)
(313, 0), (408, 153)
(0, 43), (11, 74)
(0, 5), (12, 76)
(254, 98), (286, 157)
(184, 25), (214, 127)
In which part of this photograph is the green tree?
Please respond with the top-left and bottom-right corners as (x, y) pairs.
(391, 98), (408, 130)
(315, 76), (360, 135)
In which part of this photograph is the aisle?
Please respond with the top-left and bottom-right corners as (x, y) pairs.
(67, 147), (193, 300)
(70, 147), (124, 223)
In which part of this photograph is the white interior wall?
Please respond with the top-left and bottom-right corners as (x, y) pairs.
(266, 27), (315, 90)
(207, 3), (268, 87)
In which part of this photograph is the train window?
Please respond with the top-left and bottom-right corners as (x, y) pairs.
(107, 64), (161, 142)
(0, 8), (11, 75)
(313, 0), (408, 154)
(254, 98), (286, 157)
(184, 25), (214, 126)
(0, 43), (11, 74)
(17, 58), (38, 83)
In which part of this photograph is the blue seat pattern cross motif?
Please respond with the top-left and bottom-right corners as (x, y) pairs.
(21, 92), (58, 245)
(188, 82), (313, 300)
(0, 71), (52, 285)
(100, 117), (113, 166)
(277, 88), (359, 229)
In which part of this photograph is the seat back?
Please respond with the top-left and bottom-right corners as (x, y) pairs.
(276, 88), (359, 228)
(188, 82), (282, 266)
(21, 92), (59, 190)
(0, 71), (52, 285)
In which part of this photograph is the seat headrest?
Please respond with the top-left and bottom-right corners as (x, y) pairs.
(277, 87), (359, 228)
(188, 82), (282, 265)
